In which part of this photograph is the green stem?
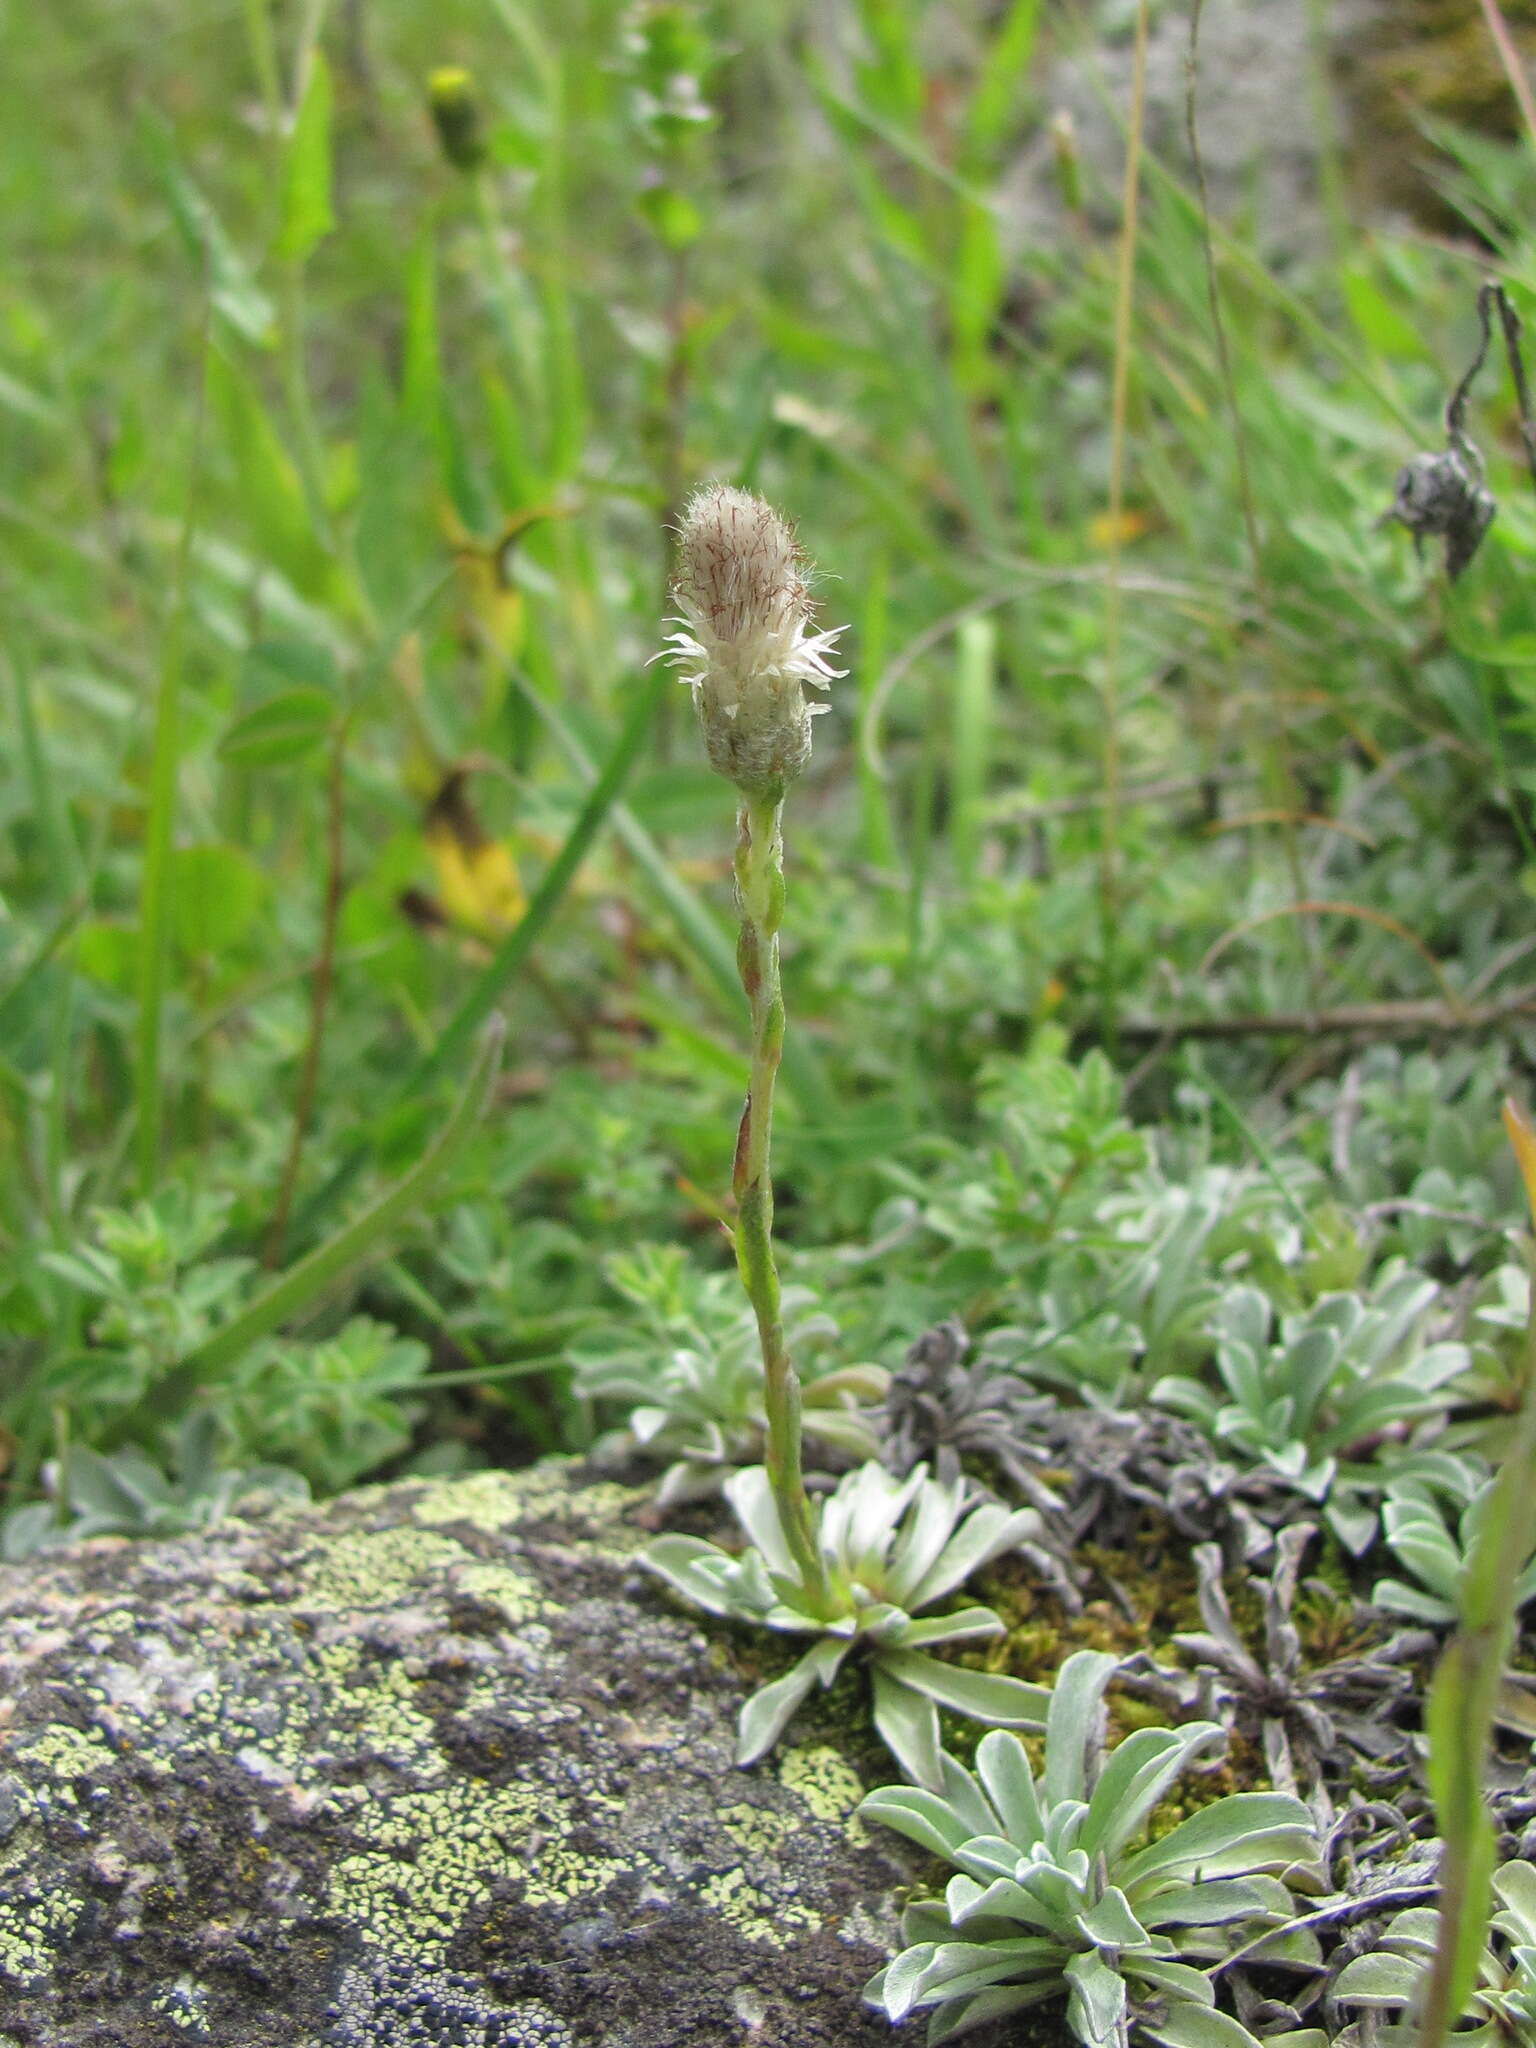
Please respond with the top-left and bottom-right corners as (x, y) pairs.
(1417, 1240), (1536, 2048)
(731, 795), (826, 1605)
(264, 715), (349, 1265)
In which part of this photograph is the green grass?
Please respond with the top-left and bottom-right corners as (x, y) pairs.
(2, 3), (1535, 1592)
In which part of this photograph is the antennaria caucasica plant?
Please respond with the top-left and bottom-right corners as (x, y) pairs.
(642, 487), (1048, 1785)
(654, 481), (847, 1597)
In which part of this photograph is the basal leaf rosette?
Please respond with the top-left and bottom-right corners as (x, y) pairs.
(643, 1459), (1045, 1789)
(861, 1650), (1324, 2048)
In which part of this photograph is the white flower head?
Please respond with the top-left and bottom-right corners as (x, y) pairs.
(659, 483), (847, 799)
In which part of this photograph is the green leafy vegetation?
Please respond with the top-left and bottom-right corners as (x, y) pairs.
(6, 0), (1536, 2039)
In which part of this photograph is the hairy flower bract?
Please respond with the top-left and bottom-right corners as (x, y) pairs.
(660, 482), (846, 797)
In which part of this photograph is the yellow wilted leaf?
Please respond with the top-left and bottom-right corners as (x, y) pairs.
(423, 771), (526, 938)
(1088, 508), (1152, 549)
(445, 502), (568, 661)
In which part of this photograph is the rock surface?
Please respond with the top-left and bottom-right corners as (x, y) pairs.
(0, 1463), (913, 2047)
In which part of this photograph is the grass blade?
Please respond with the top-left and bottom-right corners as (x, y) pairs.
(142, 1020), (504, 1412)
(134, 331), (209, 1193)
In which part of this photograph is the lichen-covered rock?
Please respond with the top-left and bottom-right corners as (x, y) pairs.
(0, 1463), (910, 2047)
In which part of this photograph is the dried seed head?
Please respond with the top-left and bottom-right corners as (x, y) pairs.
(659, 484), (846, 799)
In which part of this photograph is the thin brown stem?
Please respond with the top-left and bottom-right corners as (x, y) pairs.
(1477, 0), (1536, 150)
(1115, 986), (1536, 1045)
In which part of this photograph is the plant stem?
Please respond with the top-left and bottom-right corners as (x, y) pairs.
(731, 794), (825, 1604)
(135, 326), (210, 1194)
(1097, 0), (1150, 1059)
(265, 717), (349, 1265)
(1416, 1105), (1536, 2047)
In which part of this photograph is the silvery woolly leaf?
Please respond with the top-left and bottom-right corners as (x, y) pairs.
(1074, 1885), (1148, 1949)
(973, 1729), (1043, 1848)
(1079, 1721), (1225, 1863)
(866, 1941), (939, 2023)
(735, 1636), (849, 1766)
(875, 1647), (1050, 1728)
(858, 1783), (980, 1862)
(1117, 1791), (1318, 1889)
(1127, 1955), (1214, 2005)
(1368, 1576), (1454, 1625)
(628, 1404), (672, 1446)
(884, 1470), (968, 1606)
(1331, 1949), (1426, 2008)
(827, 1459), (929, 1574)
(652, 1459), (718, 1510)
(1065, 1947), (1128, 2048)
(902, 1499), (1039, 1610)
(1140, 1876), (1295, 1931)
(1495, 1857), (1536, 1935)
(891, 1606), (1005, 1650)
(1042, 1649), (1118, 1807)
(947, 1872), (1068, 1938)
(882, 1937), (1062, 2019)
(1139, 2007), (1276, 2048)
(641, 1534), (755, 1619)
(1325, 1493), (1380, 1556)
(723, 1465), (799, 1581)
(870, 1662), (943, 1790)
(935, 1749), (999, 1839)
(803, 1363), (890, 1404)
(801, 1410), (883, 1459)
(926, 1979), (1064, 2042)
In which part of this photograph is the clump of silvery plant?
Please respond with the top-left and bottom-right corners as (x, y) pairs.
(859, 1649), (1323, 2048)
(573, 1245), (887, 1506)
(646, 1459), (1048, 1790)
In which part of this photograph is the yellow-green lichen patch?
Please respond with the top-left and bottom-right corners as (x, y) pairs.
(13, 1724), (117, 1807)
(452, 1560), (553, 1626)
(299, 1526), (471, 1614)
(416, 1464), (648, 1555)
(778, 1744), (869, 1842)
(184, 1631), (444, 1781)
(698, 1868), (820, 1950)
(718, 1802), (794, 1860)
(325, 1643), (446, 1771)
(331, 1775), (629, 1956)
(411, 1471), (538, 1535)
(150, 1975), (211, 2035)
(0, 1879), (81, 1989)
